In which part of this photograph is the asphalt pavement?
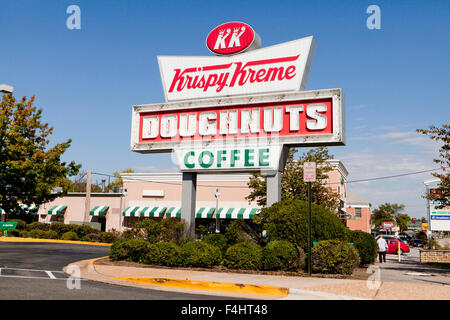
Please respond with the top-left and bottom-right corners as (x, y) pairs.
(0, 242), (235, 300)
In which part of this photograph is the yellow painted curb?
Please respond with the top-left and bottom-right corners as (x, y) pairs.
(114, 277), (289, 297)
(0, 236), (112, 246)
(88, 256), (110, 267)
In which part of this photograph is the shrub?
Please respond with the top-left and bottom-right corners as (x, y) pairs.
(201, 233), (228, 255)
(100, 232), (117, 243)
(134, 219), (163, 243)
(182, 241), (221, 268)
(61, 231), (79, 241)
(6, 219), (27, 230)
(43, 230), (59, 239)
(6, 229), (21, 237)
(109, 239), (149, 263)
(347, 230), (377, 266)
(20, 230), (31, 238)
(160, 219), (186, 244)
(224, 242), (262, 270)
(73, 224), (101, 239)
(27, 222), (49, 231)
(29, 229), (47, 238)
(145, 242), (184, 267)
(82, 233), (102, 242)
(262, 240), (304, 271)
(50, 223), (72, 237)
(312, 240), (360, 275)
(224, 219), (249, 245)
(255, 200), (348, 252)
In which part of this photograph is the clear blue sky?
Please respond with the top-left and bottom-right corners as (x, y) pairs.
(1, 0), (449, 218)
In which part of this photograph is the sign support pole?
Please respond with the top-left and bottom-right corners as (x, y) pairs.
(308, 181), (312, 276)
(266, 146), (290, 207)
(181, 172), (197, 238)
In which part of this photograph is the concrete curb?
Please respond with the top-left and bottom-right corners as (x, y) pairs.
(65, 256), (369, 300)
(0, 236), (112, 246)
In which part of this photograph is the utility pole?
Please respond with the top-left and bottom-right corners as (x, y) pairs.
(84, 170), (92, 225)
(303, 162), (316, 277)
(215, 188), (220, 233)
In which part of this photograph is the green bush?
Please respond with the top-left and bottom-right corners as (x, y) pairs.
(109, 239), (149, 263)
(262, 240), (305, 271)
(134, 219), (163, 243)
(6, 229), (21, 237)
(74, 225), (100, 239)
(19, 230), (31, 238)
(224, 219), (249, 245)
(29, 229), (47, 238)
(347, 230), (377, 266)
(61, 231), (79, 241)
(26, 222), (49, 231)
(201, 233), (228, 255)
(255, 200), (348, 252)
(43, 230), (59, 239)
(100, 232), (117, 243)
(6, 219), (27, 230)
(312, 240), (360, 275)
(181, 241), (221, 268)
(145, 242), (184, 267)
(82, 233), (102, 242)
(224, 242), (262, 270)
(50, 222), (72, 237)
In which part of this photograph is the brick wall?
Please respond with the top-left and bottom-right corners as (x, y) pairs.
(420, 250), (450, 263)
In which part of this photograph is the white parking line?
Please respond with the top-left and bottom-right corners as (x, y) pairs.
(45, 271), (56, 279)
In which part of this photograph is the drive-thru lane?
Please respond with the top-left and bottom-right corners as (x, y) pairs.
(0, 242), (234, 300)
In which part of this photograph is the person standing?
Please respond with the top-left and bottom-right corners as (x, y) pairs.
(377, 235), (388, 263)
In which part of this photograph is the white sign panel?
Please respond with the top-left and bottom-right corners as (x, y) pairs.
(131, 89), (345, 162)
(158, 36), (316, 101)
(303, 162), (316, 182)
(175, 145), (283, 172)
(430, 204), (450, 231)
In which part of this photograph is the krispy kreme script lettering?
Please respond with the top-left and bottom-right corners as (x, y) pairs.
(168, 54), (300, 93)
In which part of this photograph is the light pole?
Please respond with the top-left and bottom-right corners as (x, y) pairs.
(215, 188), (220, 233)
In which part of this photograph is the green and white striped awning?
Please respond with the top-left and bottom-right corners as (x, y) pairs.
(90, 206), (109, 216)
(165, 207), (181, 218)
(48, 205), (67, 215)
(0, 208), (4, 215)
(19, 204), (38, 213)
(216, 208), (259, 219)
(122, 206), (167, 217)
(195, 207), (215, 218)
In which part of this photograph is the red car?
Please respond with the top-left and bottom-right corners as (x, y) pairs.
(385, 238), (410, 254)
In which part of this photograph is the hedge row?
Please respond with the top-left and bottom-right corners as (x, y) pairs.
(110, 236), (313, 272)
(3, 220), (117, 243)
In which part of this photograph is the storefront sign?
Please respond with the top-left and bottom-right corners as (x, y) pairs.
(206, 21), (261, 56)
(158, 36), (316, 101)
(131, 89), (345, 168)
(382, 222), (394, 229)
(430, 205), (450, 231)
(175, 145), (282, 171)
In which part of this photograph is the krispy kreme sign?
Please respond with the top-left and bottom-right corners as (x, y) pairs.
(158, 36), (316, 101)
(131, 89), (345, 170)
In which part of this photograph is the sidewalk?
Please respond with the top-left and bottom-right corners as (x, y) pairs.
(61, 256), (448, 300)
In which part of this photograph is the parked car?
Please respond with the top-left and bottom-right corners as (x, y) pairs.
(385, 238), (410, 254)
(409, 239), (423, 248)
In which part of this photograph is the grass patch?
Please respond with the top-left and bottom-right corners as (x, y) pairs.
(427, 262), (450, 270)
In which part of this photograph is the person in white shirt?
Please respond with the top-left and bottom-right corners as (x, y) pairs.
(377, 235), (389, 263)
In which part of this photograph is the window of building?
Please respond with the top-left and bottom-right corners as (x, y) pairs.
(355, 207), (362, 218)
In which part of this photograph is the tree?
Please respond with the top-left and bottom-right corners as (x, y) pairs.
(371, 203), (405, 229)
(246, 147), (341, 212)
(105, 168), (134, 192)
(395, 213), (411, 233)
(0, 94), (80, 217)
(417, 124), (449, 208)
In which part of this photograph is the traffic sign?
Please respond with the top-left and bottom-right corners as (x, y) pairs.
(303, 162), (317, 182)
(0, 221), (18, 236)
